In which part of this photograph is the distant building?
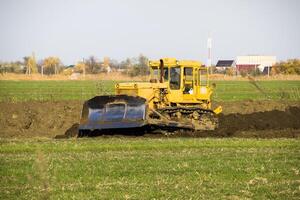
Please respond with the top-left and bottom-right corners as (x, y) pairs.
(215, 60), (235, 72)
(235, 56), (276, 74)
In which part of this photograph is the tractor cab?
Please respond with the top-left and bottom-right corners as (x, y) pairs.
(149, 58), (212, 108)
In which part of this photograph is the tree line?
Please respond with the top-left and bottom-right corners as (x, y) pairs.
(1, 55), (299, 76)
(272, 59), (300, 75)
(0, 54), (149, 77)
(222, 59), (300, 76)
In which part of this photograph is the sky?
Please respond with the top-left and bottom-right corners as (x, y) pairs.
(0, 0), (299, 65)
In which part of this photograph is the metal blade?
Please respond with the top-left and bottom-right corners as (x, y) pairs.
(79, 95), (147, 130)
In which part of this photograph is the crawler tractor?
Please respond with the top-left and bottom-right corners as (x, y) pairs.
(78, 58), (222, 136)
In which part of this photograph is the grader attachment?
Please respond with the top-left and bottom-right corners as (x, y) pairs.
(79, 95), (148, 135)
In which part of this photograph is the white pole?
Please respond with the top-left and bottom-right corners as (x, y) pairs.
(207, 37), (212, 74)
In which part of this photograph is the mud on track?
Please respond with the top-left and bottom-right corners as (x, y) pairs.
(0, 100), (300, 138)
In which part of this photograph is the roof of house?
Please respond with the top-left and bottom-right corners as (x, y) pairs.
(216, 60), (234, 67)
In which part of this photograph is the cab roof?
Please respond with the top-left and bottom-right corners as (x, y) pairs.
(148, 58), (203, 68)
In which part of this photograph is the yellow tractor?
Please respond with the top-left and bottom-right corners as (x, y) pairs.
(78, 58), (222, 136)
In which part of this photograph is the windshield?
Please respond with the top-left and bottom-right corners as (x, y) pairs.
(151, 67), (159, 81)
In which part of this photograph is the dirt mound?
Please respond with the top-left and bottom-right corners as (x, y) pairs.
(214, 100), (300, 114)
(0, 101), (82, 138)
(166, 106), (300, 138)
(0, 100), (300, 138)
(221, 106), (300, 131)
(216, 106), (300, 137)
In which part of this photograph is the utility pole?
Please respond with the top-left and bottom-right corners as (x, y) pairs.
(207, 37), (212, 74)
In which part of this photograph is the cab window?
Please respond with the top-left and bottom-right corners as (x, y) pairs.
(163, 68), (169, 81)
(150, 67), (159, 82)
(184, 67), (193, 94)
(184, 67), (193, 80)
(170, 67), (181, 90)
(200, 69), (208, 86)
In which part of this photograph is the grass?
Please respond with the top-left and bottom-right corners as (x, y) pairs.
(0, 80), (117, 102)
(212, 80), (300, 101)
(0, 80), (300, 102)
(0, 138), (299, 199)
(1, 79), (299, 199)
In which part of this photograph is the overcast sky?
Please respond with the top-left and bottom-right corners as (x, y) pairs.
(0, 0), (299, 65)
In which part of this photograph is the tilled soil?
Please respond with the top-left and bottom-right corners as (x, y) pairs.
(175, 106), (300, 138)
(0, 100), (299, 138)
(0, 101), (83, 138)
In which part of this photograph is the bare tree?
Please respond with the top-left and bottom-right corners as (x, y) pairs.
(24, 54), (37, 74)
(42, 57), (62, 75)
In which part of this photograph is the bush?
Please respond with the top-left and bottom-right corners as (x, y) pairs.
(272, 59), (300, 75)
(250, 68), (262, 77)
(225, 67), (235, 76)
(240, 71), (247, 77)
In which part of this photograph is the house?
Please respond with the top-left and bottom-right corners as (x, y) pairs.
(215, 60), (235, 72)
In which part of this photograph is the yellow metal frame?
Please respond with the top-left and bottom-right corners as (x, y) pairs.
(116, 58), (221, 113)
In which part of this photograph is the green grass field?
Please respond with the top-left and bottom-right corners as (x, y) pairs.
(0, 80), (300, 102)
(1, 80), (300, 199)
(0, 138), (299, 199)
(0, 80), (117, 102)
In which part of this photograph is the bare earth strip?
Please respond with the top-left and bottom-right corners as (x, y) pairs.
(0, 100), (299, 138)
